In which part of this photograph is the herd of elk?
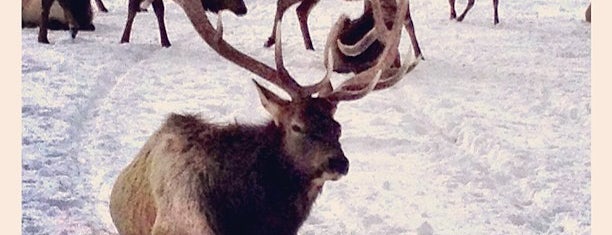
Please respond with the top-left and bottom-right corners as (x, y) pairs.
(109, 0), (419, 233)
(22, 0), (107, 43)
(23, 0), (512, 46)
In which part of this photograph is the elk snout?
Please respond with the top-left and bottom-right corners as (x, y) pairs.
(328, 154), (349, 176)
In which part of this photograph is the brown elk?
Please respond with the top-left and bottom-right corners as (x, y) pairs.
(263, 0), (423, 56)
(449, 0), (500, 24)
(22, 0), (99, 43)
(119, 0), (247, 47)
(109, 0), (419, 234)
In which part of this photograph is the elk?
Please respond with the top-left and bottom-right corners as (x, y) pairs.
(22, 0), (98, 43)
(109, 0), (420, 234)
(328, 0), (424, 74)
(119, 0), (247, 47)
(449, 0), (500, 24)
(263, 0), (423, 57)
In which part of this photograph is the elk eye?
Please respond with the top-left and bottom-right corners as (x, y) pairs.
(291, 124), (304, 133)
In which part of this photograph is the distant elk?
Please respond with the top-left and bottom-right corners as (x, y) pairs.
(263, 0), (423, 54)
(22, 0), (107, 43)
(109, 0), (420, 234)
(449, 0), (500, 24)
(119, 0), (247, 47)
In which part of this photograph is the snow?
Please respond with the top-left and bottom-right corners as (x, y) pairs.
(21, 0), (591, 234)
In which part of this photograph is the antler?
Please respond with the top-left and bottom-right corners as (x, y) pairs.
(173, 0), (417, 102)
(321, 0), (420, 101)
(173, 0), (306, 99)
(336, 0), (396, 58)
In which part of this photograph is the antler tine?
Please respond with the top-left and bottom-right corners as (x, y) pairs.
(272, 21), (306, 99)
(336, 27), (378, 57)
(373, 53), (421, 90)
(335, 0), (389, 57)
(273, 20), (336, 99)
(173, 0), (304, 98)
(323, 0), (412, 102)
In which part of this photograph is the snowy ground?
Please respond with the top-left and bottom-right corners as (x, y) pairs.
(21, 0), (591, 234)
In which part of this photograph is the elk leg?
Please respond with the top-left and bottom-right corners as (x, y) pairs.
(38, 0), (53, 43)
(449, 0), (456, 19)
(296, 0), (320, 50)
(120, 0), (140, 44)
(403, 1), (423, 59)
(152, 0), (171, 47)
(95, 0), (109, 12)
(264, 0), (300, 48)
(57, 0), (79, 38)
(493, 0), (499, 24)
(456, 0), (475, 22)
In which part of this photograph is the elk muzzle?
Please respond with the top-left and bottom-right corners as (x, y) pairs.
(327, 153), (349, 177)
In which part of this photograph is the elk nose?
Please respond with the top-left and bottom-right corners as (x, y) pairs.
(328, 156), (349, 175)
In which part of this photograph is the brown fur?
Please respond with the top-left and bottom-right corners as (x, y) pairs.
(22, 0), (96, 43)
(110, 121), (214, 234)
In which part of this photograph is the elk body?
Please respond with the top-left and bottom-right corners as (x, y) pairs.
(22, 0), (100, 43)
(119, 0), (247, 47)
(449, 0), (499, 24)
(110, 0), (420, 234)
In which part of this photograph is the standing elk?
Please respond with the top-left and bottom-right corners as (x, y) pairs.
(119, 0), (247, 47)
(263, 0), (423, 55)
(449, 0), (499, 24)
(109, 0), (420, 234)
(22, 0), (103, 44)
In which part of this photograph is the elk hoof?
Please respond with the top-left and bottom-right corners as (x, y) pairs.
(37, 38), (50, 44)
(70, 28), (78, 39)
(264, 38), (275, 48)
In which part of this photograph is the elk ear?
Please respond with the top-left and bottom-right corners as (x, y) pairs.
(253, 80), (289, 126)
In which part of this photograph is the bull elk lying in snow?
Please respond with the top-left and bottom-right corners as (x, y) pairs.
(21, 0), (108, 43)
(119, 0), (247, 47)
(449, 0), (500, 24)
(109, 0), (420, 234)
